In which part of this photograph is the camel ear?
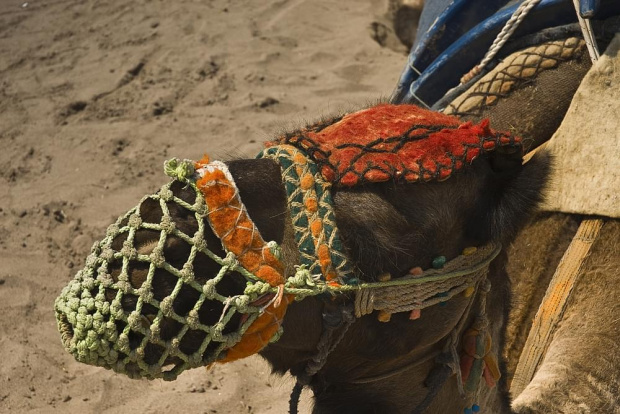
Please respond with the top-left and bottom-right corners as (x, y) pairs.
(468, 150), (552, 245)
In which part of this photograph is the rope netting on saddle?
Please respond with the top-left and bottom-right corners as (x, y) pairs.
(55, 103), (516, 382)
(445, 37), (586, 118)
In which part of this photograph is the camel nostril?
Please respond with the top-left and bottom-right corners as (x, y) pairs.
(57, 312), (74, 349)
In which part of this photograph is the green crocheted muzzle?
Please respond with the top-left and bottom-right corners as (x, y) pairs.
(54, 164), (285, 381)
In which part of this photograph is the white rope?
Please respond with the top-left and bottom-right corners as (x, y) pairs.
(460, 0), (543, 84)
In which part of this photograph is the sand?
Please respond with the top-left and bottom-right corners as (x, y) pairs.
(0, 0), (407, 412)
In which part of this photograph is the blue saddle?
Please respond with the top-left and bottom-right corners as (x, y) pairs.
(391, 0), (620, 108)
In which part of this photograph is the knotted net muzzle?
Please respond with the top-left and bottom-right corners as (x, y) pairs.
(55, 158), (291, 380)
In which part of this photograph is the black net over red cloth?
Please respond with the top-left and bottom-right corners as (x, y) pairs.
(266, 104), (522, 187)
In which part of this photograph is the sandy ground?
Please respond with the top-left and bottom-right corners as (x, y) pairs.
(0, 0), (407, 412)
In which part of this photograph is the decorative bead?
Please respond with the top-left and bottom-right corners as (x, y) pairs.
(472, 404), (480, 412)
(432, 256), (446, 269)
(463, 286), (475, 298)
(464, 408), (473, 414)
(409, 266), (423, 276)
(462, 246), (477, 256)
(461, 247), (478, 256)
(377, 310), (392, 322)
(409, 309), (421, 320)
(437, 291), (449, 305)
(377, 272), (391, 282)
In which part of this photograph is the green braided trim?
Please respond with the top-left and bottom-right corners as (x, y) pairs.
(257, 145), (355, 285)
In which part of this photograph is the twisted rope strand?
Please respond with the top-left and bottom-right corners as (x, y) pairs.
(460, 0), (543, 84)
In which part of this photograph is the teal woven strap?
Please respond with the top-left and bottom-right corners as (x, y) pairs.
(257, 145), (355, 285)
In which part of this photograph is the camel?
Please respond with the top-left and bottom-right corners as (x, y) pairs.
(55, 101), (551, 413)
(54, 59), (620, 414)
(54, 4), (620, 413)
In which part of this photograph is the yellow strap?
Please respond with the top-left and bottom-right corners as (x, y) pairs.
(484, 352), (502, 382)
(510, 218), (604, 397)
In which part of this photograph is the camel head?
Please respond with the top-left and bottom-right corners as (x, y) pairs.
(55, 103), (549, 413)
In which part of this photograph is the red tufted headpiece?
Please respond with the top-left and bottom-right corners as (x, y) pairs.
(267, 104), (521, 186)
